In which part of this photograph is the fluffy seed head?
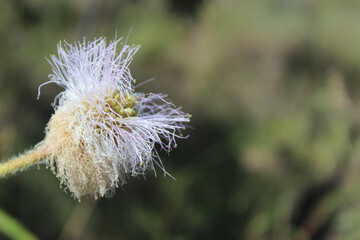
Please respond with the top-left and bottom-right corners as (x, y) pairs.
(39, 36), (190, 200)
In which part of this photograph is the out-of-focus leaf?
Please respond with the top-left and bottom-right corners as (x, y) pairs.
(0, 209), (38, 240)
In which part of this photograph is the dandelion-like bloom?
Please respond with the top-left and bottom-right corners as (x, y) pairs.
(0, 36), (190, 200)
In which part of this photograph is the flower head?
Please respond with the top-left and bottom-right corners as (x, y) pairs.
(38, 37), (190, 200)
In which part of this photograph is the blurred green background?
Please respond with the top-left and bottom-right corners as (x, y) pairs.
(2, 0), (360, 239)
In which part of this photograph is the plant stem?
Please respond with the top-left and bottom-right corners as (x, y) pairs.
(0, 148), (48, 178)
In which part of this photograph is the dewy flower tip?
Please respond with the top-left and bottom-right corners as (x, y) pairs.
(33, 36), (191, 200)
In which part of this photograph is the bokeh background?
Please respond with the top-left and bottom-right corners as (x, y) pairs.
(1, 0), (360, 239)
